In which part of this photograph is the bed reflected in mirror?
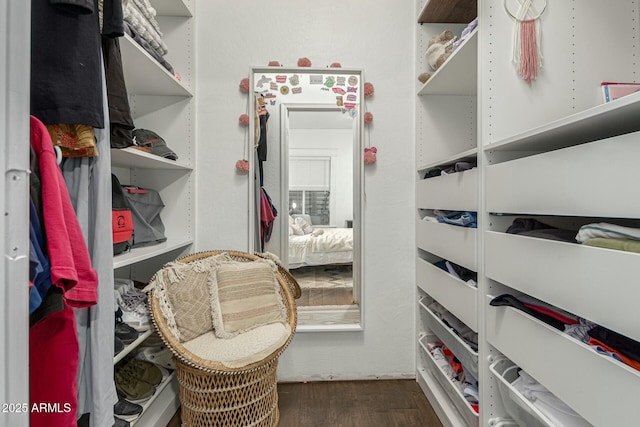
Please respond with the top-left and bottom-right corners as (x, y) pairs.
(285, 109), (356, 321)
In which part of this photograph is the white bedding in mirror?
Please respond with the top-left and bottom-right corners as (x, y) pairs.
(288, 227), (353, 269)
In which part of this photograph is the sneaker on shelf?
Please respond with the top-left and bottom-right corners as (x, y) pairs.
(113, 417), (130, 427)
(141, 332), (164, 348)
(114, 337), (125, 356)
(115, 308), (139, 344)
(135, 346), (175, 371)
(114, 370), (155, 404)
(114, 290), (150, 331)
(114, 397), (143, 422)
(117, 358), (163, 387)
(114, 278), (136, 296)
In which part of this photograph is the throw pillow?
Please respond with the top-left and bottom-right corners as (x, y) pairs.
(291, 223), (304, 235)
(295, 216), (313, 234)
(154, 253), (231, 342)
(210, 259), (287, 338)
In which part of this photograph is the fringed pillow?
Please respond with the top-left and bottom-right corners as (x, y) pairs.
(210, 259), (287, 338)
(151, 252), (232, 342)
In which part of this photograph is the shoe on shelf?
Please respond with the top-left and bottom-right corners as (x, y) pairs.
(115, 337), (125, 356)
(135, 346), (175, 370)
(113, 416), (130, 427)
(114, 371), (155, 404)
(114, 397), (143, 422)
(114, 290), (150, 331)
(117, 358), (163, 387)
(115, 308), (140, 344)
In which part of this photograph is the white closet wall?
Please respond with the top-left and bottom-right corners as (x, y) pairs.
(416, 0), (640, 426)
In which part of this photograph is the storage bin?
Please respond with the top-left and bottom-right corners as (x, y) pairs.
(486, 295), (640, 427)
(416, 257), (477, 331)
(485, 231), (640, 343)
(418, 335), (479, 427)
(485, 130), (640, 218)
(489, 358), (554, 427)
(419, 297), (478, 378)
(416, 220), (477, 270)
(417, 167), (478, 212)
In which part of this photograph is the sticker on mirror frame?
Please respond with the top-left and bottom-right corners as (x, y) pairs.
(310, 74), (323, 84)
(275, 75), (287, 83)
(348, 108), (358, 118)
(256, 75), (272, 89)
(270, 82), (278, 91)
(347, 86), (358, 93)
(257, 96), (266, 107)
(289, 74), (300, 86)
(263, 92), (277, 99)
(346, 94), (357, 102)
(292, 87), (302, 94)
(270, 100), (276, 105)
(337, 76), (346, 86)
(280, 85), (290, 95)
(324, 76), (335, 88)
(344, 102), (356, 109)
(336, 96), (344, 106)
(332, 87), (346, 95)
(348, 75), (358, 86)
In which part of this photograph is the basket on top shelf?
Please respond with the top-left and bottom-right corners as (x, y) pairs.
(147, 250), (300, 427)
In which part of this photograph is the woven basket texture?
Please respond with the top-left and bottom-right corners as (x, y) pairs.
(148, 250), (298, 427)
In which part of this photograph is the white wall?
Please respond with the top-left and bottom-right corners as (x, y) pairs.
(196, 0), (416, 381)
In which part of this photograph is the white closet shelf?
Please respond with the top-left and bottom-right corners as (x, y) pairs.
(417, 147), (477, 172)
(121, 34), (193, 97)
(485, 231), (640, 343)
(485, 131), (640, 217)
(416, 220), (477, 271)
(111, 148), (193, 170)
(114, 328), (154, 365)
(417, 168), (478, 212)
(419, 298), (478, 377)
(418, 335), (479, 427)
(486, 295), (640, 427)
(417, 258), (477, 332)
(131, 371), (179, 426)
(417, 28), (477, 96)
(151, 0), (192, 17)
(484, 91), (640, 157)
(113, 238), (193, 269)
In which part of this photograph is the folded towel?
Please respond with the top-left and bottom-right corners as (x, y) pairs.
(576, 222), (640, 243)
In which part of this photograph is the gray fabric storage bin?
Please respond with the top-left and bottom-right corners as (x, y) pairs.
(122, 185), (167, 247)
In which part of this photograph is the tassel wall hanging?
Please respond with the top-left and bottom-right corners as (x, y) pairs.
(505, 0), (547, 83)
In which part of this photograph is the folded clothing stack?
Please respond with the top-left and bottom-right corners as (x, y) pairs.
(576, 222), (640, 254)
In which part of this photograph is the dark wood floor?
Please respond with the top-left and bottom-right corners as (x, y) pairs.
(167, 379), (442, 427)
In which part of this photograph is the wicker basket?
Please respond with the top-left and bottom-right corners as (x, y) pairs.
(148, 250), (299, 427)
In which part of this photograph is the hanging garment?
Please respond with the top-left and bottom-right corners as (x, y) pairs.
(260, 187), (278, 251)
(102, 35), (135, 149)
(30, 306), (80, 427)
(65, 62), (119, 426)
(29, 200), (53, 314)
(31, 0), (104, 128)
(30, 115), (98, 307)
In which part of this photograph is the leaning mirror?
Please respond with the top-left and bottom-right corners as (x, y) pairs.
(248, 67), (364, 331)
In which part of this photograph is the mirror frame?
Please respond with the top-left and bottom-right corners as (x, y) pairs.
(248, 67), (365, 332)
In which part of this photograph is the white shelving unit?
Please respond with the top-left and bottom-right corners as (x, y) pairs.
(113, 0), (195, 425)
(416, 1), (640, 426)
(415, 1), (479, 426)
(480, 1), (640, 425)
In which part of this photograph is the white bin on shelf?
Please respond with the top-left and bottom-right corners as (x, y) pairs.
(489, 358), (554, 427)
(418, 335), (479, 427)
(419, 297), (478, 379)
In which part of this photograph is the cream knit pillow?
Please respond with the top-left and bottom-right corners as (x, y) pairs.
(210, 259), (287, 338)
